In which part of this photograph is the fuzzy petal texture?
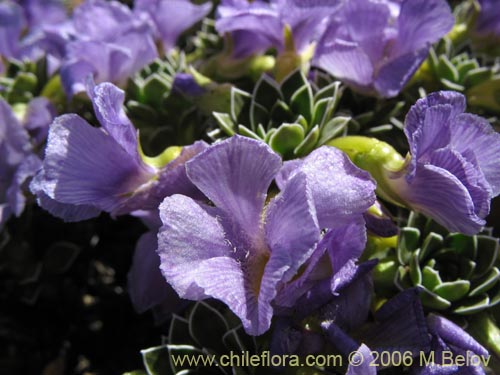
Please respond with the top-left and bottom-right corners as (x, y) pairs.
(450, 113), (500, 196)
(33, 114), (153, 213)
(276, 146), (376, 228)
(186, 135), (281, 243)
(395, 0), (454, 55)
(157, 195), (256, 330)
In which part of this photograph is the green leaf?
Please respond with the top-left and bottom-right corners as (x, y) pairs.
(213, 112), (235, 136)
(168, 315), (196, 347)
(264, 128), (276, 143)
(189, 302), (230, 354)
(230, 88), (251, 120)
(469, 268), (500, 297)
(394, 266), (413, 290)
(419, 287), (452, 310)
(456, 59), (479, 81)
(440, 78), (465, 91)
(127, 101), (159, 121)
(256, 124), (267, 139)
(433, 280), (470, 302)
(7, 72), (38, 103)
(43, 242), (81, 275)
(238, 125), (261, 140)
(268, 123), (305, 158)
(397, 228), (420, 264)
(474, 235), (499, 278)
(268, 100), (294, 126)
(294, 125), (319, 157)
(252, 75), (282, 106)
(463, 67), (493, 88)
(453, 294), (490, 315)
(437, 55), (459, 82)
(280, 69), (308, 103)
(317, 116), (350, 146)
(422, 266), (442, 291)
(467, 312), (500, 358)
(410, 250), (422, 285)
(142, 74), (171, 107)
(373, 257), (399, 294)
(311, 98), (331, 127)
(222, 326), (256, 354)
(41, 75), (66, 105)
(446, 233), (477, 259)
(141, 345), (172, 375)
(419, 232), (444, 262)
(249, 101), (269, 131)
(314, 81), (342, 103)
(290, 84), (313, 124)
(466, 76), (500, 112)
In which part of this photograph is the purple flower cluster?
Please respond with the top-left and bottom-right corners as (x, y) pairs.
(215, 0), (453, 97)
(314, 0), (454, 97)
(0, 0), (210, 94)
(1, 1), (499, 374)
(0, 97), (55, 228)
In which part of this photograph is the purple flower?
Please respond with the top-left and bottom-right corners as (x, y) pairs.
(412, 314), (489, 375)
(18, 0), (67, 30)
(475, 0), (500, 38)
(60, 0), (157, 95)
(321, 289), (431, 374)
(215, 0), (340, 58)
(390, 91), (500, 234)
(0, 0), (69, 72)
(172, 73), (206, 97)
(273, 219), (376, 324)
(127, 210), (189, 322)
(0, 98), (50, 227)
(156, 136), (376, 335)
(31, 81), (207, 222)
(23, 97), (57, 147)
(134, 0), (211, 52)
(0, 1), (25, 59)
(314, 0), (454, 97)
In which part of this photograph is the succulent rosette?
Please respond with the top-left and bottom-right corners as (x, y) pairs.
(211, 69), (348, 159)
